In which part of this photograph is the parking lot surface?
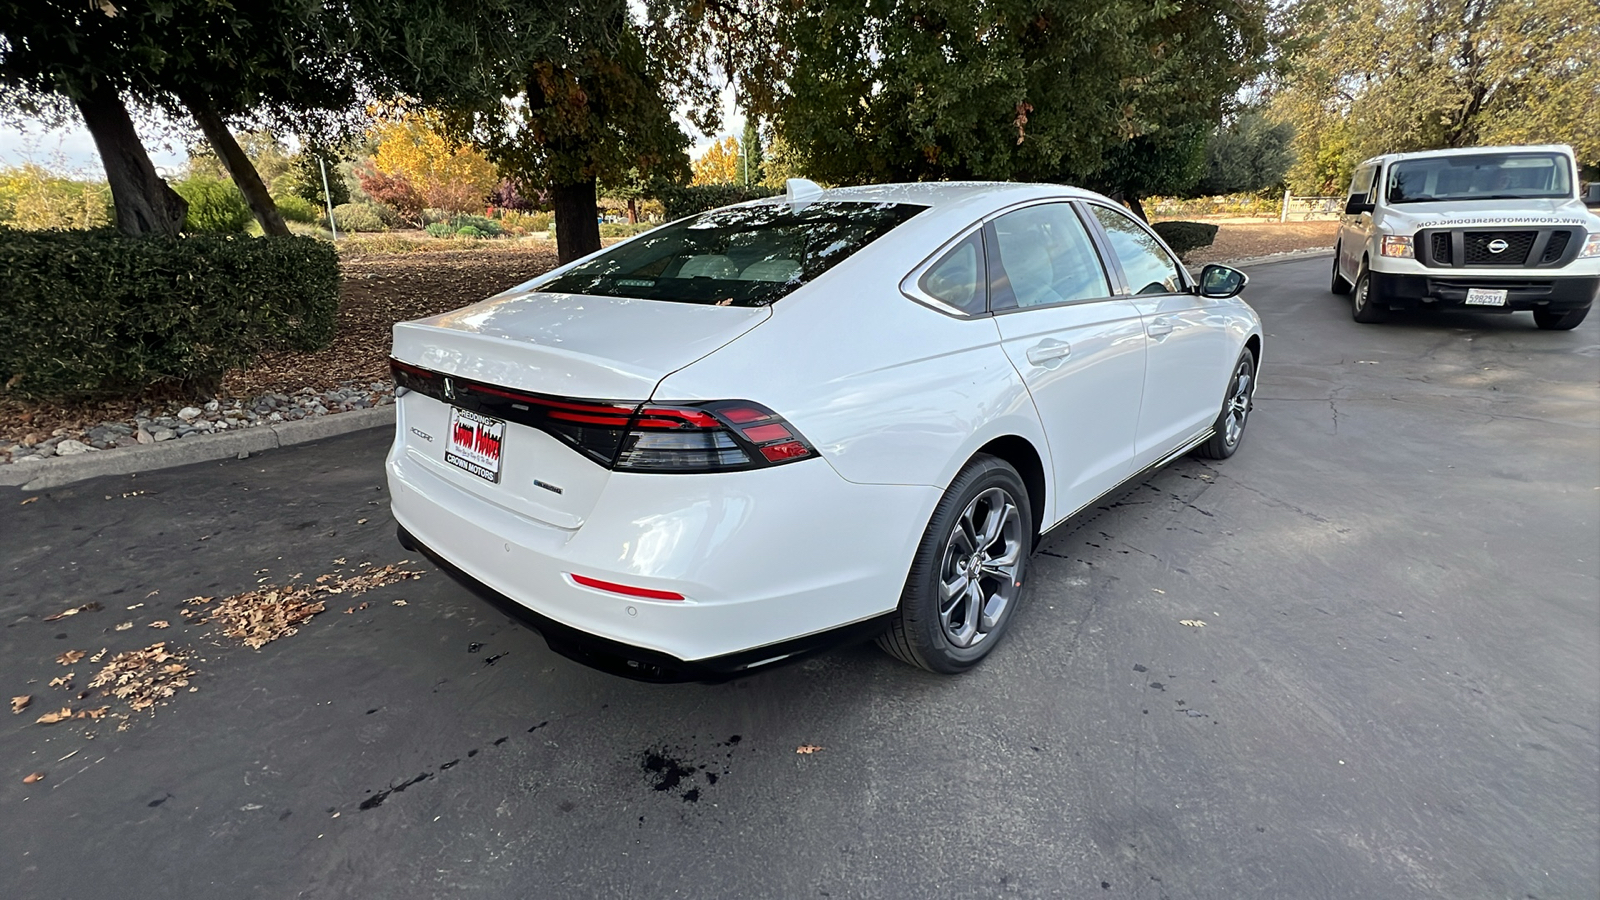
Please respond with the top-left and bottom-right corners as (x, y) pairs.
(2, 257), (1596, 899)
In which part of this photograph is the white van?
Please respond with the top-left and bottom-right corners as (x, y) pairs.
(1332, 144), (1600, 330)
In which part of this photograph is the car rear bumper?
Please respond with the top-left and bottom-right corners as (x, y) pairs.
(387, 430), (937, 676)
(1369, 272), (1598, 312)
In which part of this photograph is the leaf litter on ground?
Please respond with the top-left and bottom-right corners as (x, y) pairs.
(86, 642), (194, 712)
(11, 695), (30, 714)
(187, 563), (424, 649)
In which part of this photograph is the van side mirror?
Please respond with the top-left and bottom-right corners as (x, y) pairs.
(1197, 264), (1248, 299)
(1345, 193), (1374, 215)
(1584, 183), (1600, 208)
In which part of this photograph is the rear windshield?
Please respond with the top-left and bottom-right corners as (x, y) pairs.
(536, 201), (927, 307)
(1386, 152), (1573, 204)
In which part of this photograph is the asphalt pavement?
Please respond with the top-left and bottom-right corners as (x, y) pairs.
(2, 257), (1596, 899)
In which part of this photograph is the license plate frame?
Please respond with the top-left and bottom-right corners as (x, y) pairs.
(445, 407), (506, 484)
(1464, 287), (1508, 306)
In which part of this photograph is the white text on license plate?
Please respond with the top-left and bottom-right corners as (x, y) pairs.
(1465, 288), (1508, 306)
(445, 408), (505, 483)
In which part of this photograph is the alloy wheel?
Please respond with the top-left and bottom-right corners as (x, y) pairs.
(1223, 358), (1253, 447)
(938, 487), (1024, 648)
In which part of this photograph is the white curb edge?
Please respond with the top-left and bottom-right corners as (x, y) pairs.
(2, 406), (395, 492)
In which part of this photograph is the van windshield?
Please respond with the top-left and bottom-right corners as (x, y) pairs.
(536, 201), (927, 307)
(1386, 152), (1573, 204)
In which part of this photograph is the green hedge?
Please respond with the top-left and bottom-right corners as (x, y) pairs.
(174, 175), (253, 234)
(656, 183), (781, 219)
(0, 228), (339, 400)
(1151, 220), (1220, 255)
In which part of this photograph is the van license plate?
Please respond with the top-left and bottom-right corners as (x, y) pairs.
(1465, 288), (1507, 306)
(445, 408), (505, 483)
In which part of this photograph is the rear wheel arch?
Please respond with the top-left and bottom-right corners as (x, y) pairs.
(971, 435), (1046, 547)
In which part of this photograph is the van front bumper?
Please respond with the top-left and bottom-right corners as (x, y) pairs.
(1369, 272), (1598, 312)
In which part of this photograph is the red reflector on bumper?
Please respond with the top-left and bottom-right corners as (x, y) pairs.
(570, 573), (685, 601)
(758, 440), (811, 462)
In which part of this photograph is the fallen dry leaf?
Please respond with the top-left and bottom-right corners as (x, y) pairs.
(20, 497), (38, 506)
(22, 771), (45, 784)
(796, 745), (825, 755)
(392, 599), (407, 607)
(44, 602), (102, 622)
(56, 650), (86, 665)
(76, 706), (109, 720)
(88, 648), (107, 663)
(86, 643), (194, 712)
(332, 557), (346, 565)
(10, 695), (30, 714)
(126, 602), (144, 610)
(357, 518), (369, 525)
(186, 564), (423, 649)
(148, 620), (170, 629)
(36, 707), (74, 724)
(1179, 620), (1206, 628)
(114, 621), (133, 631)
(48, 674), (73, 689)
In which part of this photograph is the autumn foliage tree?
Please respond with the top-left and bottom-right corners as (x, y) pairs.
(692, 136), (743, 185)
(366, 112), (499, 215)
(1270, 0), (1600, 193)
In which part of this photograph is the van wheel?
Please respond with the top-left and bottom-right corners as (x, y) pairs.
(1351, 265), (1387, 323)
(1330, 247), (1352, 294)
(1533, 307), (1589, 331)
(877, 455), (1030, 674)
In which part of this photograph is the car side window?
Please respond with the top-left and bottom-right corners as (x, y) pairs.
(1088, 205), (1185, 295)
(917, 231), (988, 314)
(986, 203), (1111, 310)
(1348, 165), (1373, 199)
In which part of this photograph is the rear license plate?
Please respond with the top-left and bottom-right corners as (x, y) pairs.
(1465, 288), (1508, 306)
(445, 408), (505, 483)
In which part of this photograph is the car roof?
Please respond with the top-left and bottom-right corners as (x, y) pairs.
(746, 180), (1107, 212)
(1358, 144), (1575, 167)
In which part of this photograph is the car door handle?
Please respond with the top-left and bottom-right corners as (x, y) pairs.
(1025, 339), (1072, 368)
(1147, 317), (1174, 338)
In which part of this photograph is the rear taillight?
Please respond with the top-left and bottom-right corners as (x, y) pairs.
(614, 400), (816, 472)
(391, 359), (817, 474)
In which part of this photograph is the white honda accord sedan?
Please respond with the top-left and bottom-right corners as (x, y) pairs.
(387, 180), (1261, 679)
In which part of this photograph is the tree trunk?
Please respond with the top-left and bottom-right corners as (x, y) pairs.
(1122, 193), (1149, 222)
(553, 179), (602, 264)
(184, 92), (289, 236)
(626, 198), (638, 224)
(75, 82), (187, 236)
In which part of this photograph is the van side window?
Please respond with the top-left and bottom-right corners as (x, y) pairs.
(1348, 166), (1374, 200)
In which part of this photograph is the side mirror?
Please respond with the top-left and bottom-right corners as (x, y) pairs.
(1345, 193), (1374, 215)
(1584, 183), (1600, 208)
(1197, 264), (1248, 299)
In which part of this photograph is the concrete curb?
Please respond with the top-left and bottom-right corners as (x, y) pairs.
(1207, 247), (1334, 271)
(2, 406), (395, 492)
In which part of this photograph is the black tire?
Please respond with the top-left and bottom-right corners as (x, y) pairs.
(877, 455), (1032, 674)
(1351, 264), (1387, 323)
(1330, 247), (1352, 294)
(1193, 348), (1256, 460)
(1533, 307), (1589, 331)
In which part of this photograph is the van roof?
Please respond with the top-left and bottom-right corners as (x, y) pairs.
(1357, 144), (1575, 168)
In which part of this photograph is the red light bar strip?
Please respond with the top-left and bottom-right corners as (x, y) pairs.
(471, 383), (634, 416)
(570, 573), (685, 601)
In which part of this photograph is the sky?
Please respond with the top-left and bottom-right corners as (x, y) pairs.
(0, 87), (744, 177)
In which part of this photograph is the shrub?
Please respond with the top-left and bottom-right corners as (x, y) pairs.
(424, 222), (454, 238)
(599, 222), (657, 238)
(1151, 220), (1220, 255)
(455, 225), (483, 238)
(656, 183), (781, 219)
(357, 166), (425, 226)
(499, 210), (552, 234)
(0, 229), (338, 400)
(173, 176), (253, 234)
(331, 202), (390, 233)
(450, 214), (501, 236)
(274, 194), (319, 224)
(0, 165), (113, 230)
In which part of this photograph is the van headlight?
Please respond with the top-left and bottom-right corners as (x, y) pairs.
(1380, 235), (1415, 258)
(1581, 232), (1600, 258)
